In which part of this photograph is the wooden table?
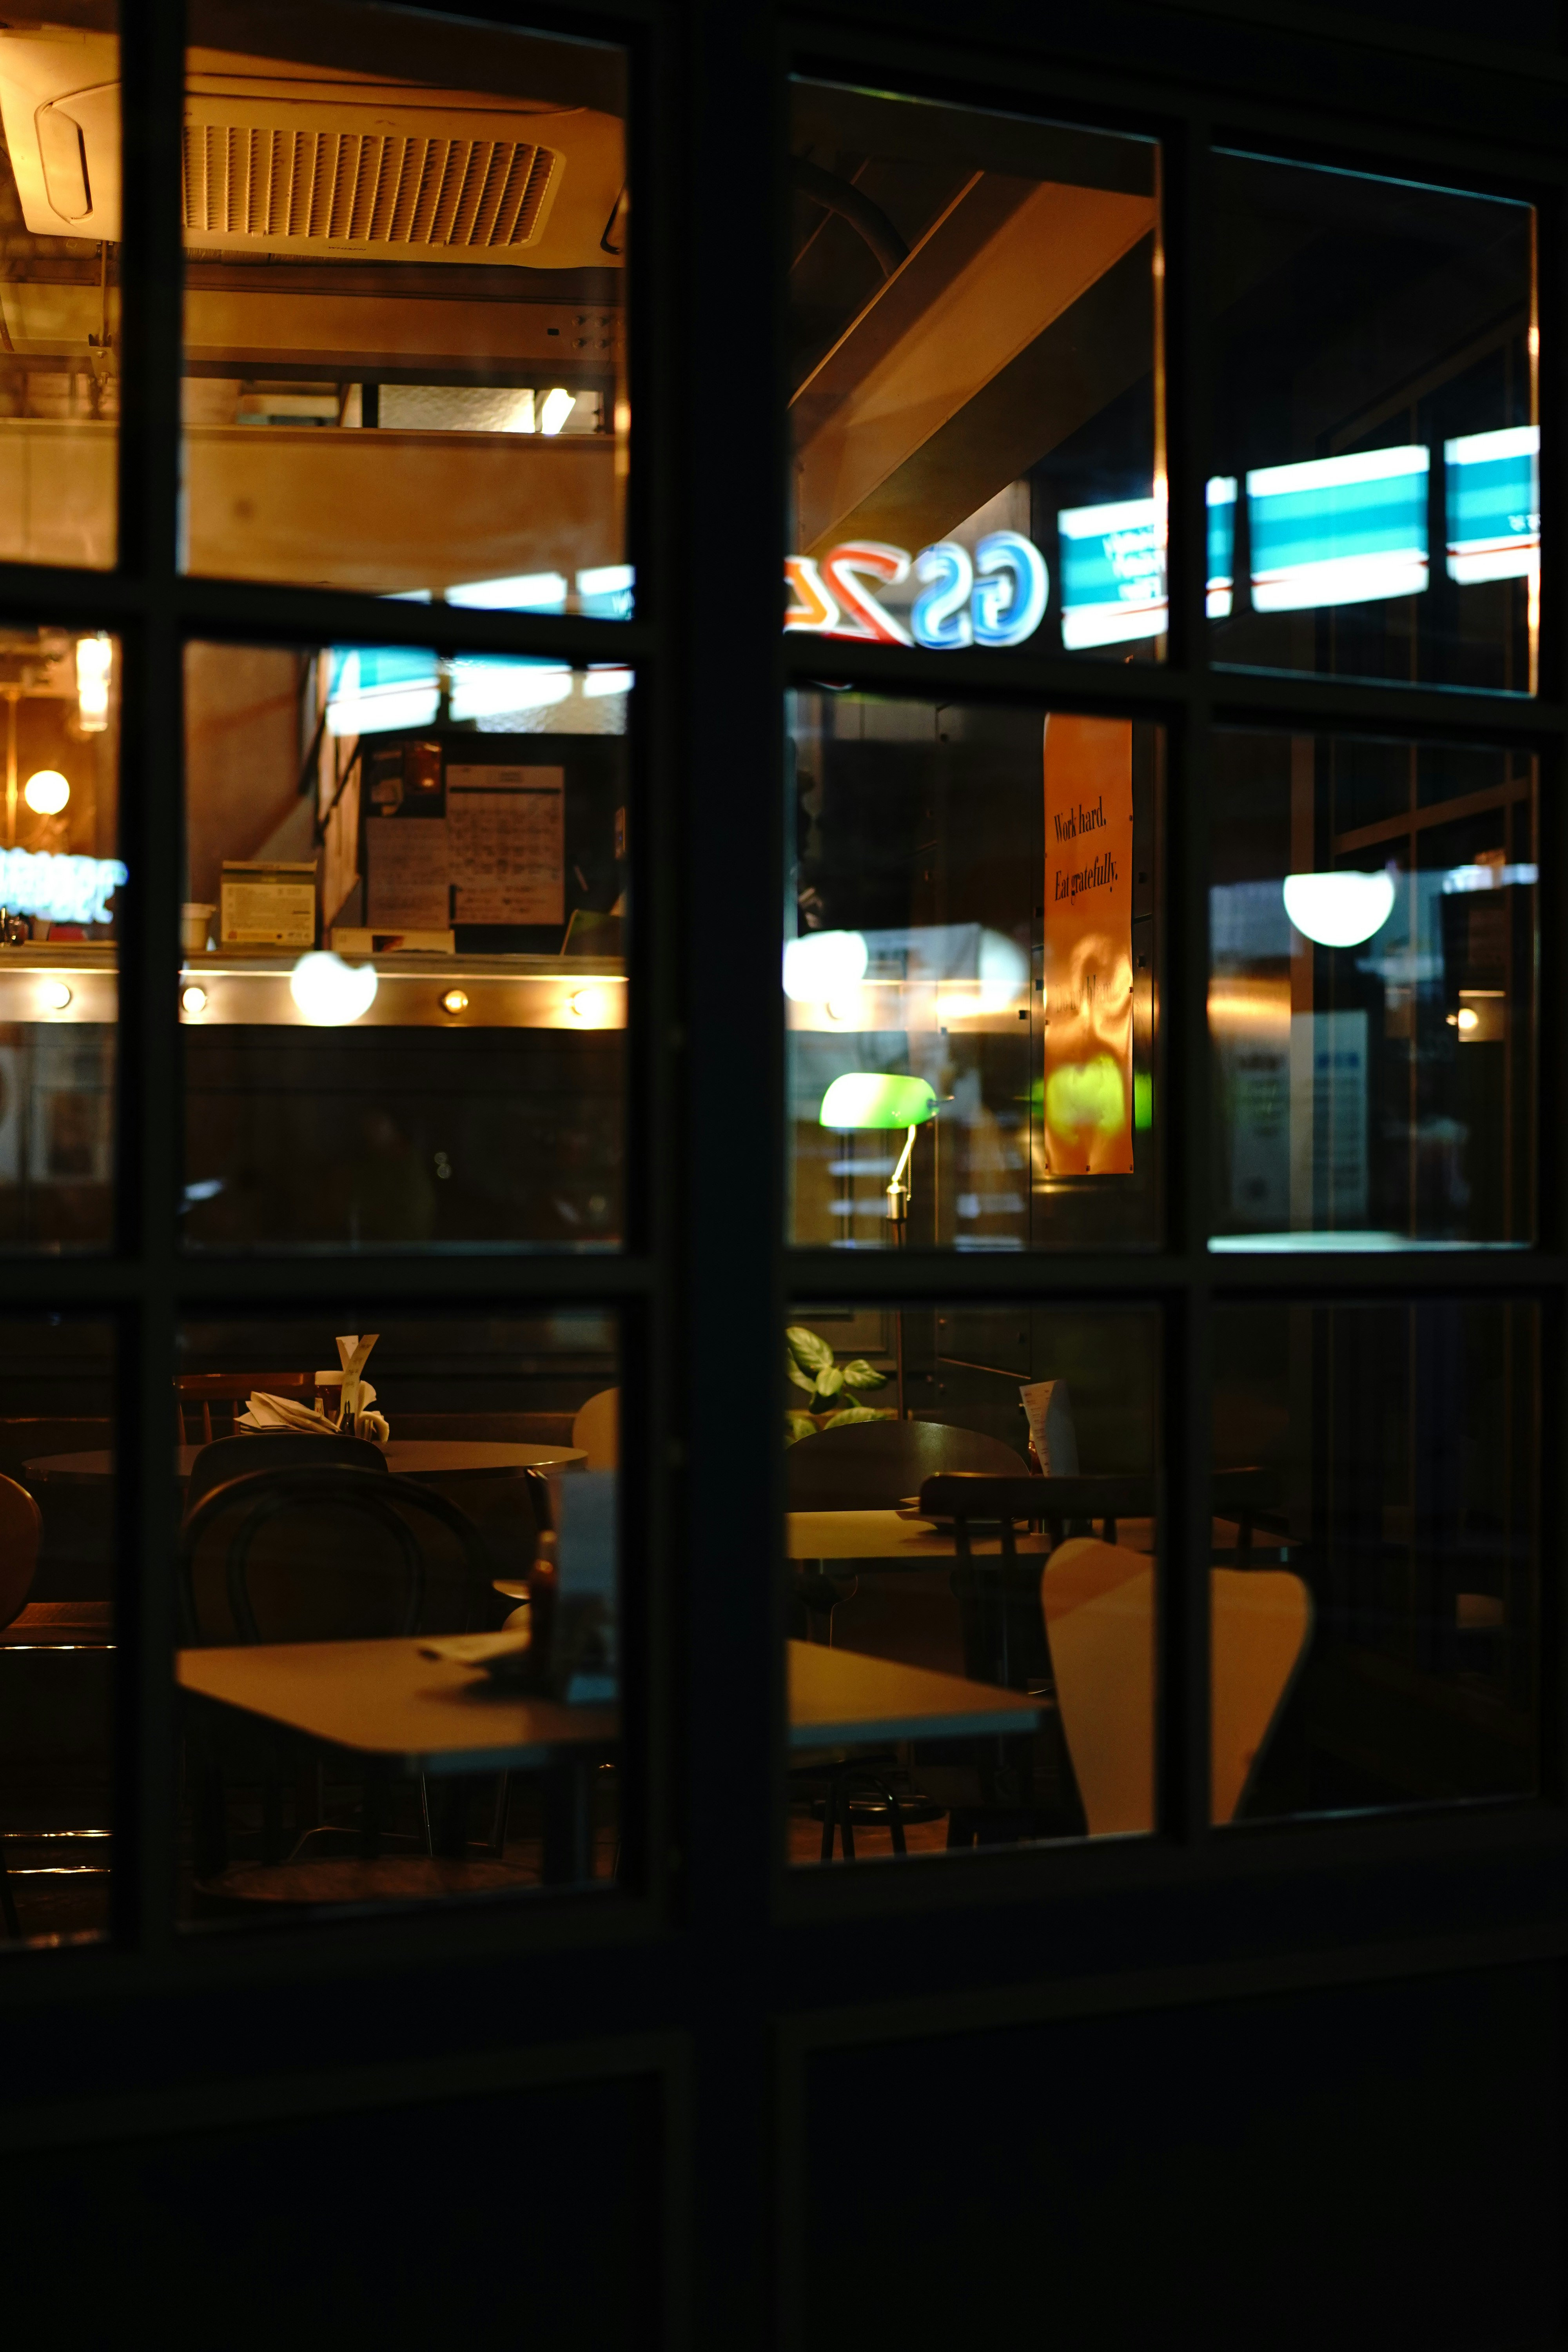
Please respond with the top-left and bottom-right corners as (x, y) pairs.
(788, 1508), (1050, 1562)
(176, 1637), (1042, 1877)
(26, 1439), (586, 1486)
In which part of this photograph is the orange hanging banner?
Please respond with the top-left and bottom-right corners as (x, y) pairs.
(1041, 714), (1135, 1175)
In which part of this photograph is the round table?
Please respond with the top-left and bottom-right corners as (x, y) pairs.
(24, 1440), (587, 1485)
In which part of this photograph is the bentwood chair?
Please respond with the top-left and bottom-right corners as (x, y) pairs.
(178, 1463), (512, 1903)
(789, 1421), (1029, 1856)
(0, 1472), (42, 1936)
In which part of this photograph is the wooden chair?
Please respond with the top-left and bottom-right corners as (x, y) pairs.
(571, 1388), (619, 1472)
(0, 1472), (42, 1936)
(1042, 1538), (1312, 1833)
(179, 1463), (515, 1904)
(174, 1373), (319, 1445)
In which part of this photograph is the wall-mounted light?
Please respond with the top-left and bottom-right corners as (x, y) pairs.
(180, 984), (208, 1016)
(38, 979), (72, 1011)
(539, 387), (575, 436)
(440, 987), (469, 1016)
(23, 769), (69, 815)
(74, 635), (111, 733)
(568, 983), (618, 1027)
(1282, 869), (1396, 949)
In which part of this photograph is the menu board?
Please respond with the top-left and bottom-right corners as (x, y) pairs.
(365, 817), (450, 929)
(446, 764), (564, 926)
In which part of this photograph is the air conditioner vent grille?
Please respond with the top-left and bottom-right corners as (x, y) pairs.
(181, 125), (557, 249)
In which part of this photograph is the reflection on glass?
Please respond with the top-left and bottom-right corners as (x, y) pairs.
(0, 12), (120, 567)
(182, 0), (629, 606)
(0, 625), (120, 1249)
(786, 1304), (1158, 1860)
(1213, 1301), (1537, 1820)
(175, 1312), (621, 1923)
(787, 81), (1160, 661)
(1211, 154), (1535, 690)
(787, 692), (1160, 1250)
(181, 641), (628, 1251)
(1210, 732), (1535, 1248)
(0, 1319), (114, 1946)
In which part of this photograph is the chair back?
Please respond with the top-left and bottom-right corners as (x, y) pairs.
(1040, 1540), (1311, 1833)
(179, 1464), (501, 1647)
(0, 1472), (42, 1630)
(572, 1388), (619, 1471)
(184, 1432), (388, 1523)
(174, 1372), (318, 1445)
(789, 1420), (1027, 1512)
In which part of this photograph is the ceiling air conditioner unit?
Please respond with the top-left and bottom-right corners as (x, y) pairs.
(0, 29), (624, 269)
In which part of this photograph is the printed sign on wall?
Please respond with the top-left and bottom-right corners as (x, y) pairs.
(1041, 715), (1134, 1175)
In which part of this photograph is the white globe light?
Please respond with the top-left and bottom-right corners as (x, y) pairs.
(289, 951), (377, 1026)
(1282, 870), (1396, 949)
(782, 929), (869, 1002)
(23, 769), (69, 815)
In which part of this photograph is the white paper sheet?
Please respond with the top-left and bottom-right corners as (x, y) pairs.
(446, 764), (564, 926)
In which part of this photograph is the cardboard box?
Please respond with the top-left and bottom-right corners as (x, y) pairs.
(220, 861), (317, 947)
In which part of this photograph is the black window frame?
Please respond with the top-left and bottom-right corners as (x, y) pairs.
(0, 4), (1564, 2342)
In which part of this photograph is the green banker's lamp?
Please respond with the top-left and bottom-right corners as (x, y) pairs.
(819, 1072), (938, 1417)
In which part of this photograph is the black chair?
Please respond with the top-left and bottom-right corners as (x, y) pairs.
(178, 1463), (511, 1898)
(787, 1421), (1030, 1857)
(183, 1430), (389, 1526)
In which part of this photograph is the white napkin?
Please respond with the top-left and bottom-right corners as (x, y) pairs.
(236, 1391), (337, 1436)
(313, 1334), (385, 1438)
(1020, 1379), (1079, 1475)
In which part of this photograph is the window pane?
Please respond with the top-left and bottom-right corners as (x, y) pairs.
(175, 1311), (622, 1925)
(788, 692), (1161, 1250)
(0, 1318), (115, 1946)
(787, 82), (1160, 661)
(181, 641), (628, 1251)
(1212, 1300), (1537, 1820)
(182, 2), (630, 612)
(786, 1303), (1157, 1862)
(1211, 154), (1535, 691)
(0, 624), (120, 1250)
(1210, 731), (1534, 1249)
(0, 13), (120, 567)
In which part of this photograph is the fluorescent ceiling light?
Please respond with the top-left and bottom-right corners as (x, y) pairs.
(1282, 869), (1396, 948)
(446, 659), (572, 721)
(446, 573), (567, 611)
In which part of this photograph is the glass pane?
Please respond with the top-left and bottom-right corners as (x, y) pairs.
(1210, 731), (1534, 1249)
(181, 640), (628, 1251)
(0, 624), (120, 1249)
(786, 1302), (1158, 1862)
(787, 82), (1160, 661)
(175, 1311), (621, 1924)
(182, 1), (629, 610)
(0, 12), (120, 567)
(1212, 1300), (1537, 1821)
(0, 1318), (115, 1946)
(788, 692), (1161, 1250)
(1211, 153), (1535, 691)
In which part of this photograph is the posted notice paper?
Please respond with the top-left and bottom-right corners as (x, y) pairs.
(447, 764), (564, 926)
(365, 817), (450, 930)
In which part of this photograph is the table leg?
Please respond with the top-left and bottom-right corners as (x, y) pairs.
(542, 1760), (592, 1883)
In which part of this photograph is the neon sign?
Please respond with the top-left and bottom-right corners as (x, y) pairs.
(0, 846), (126, 926)
(785, 532), (1049, 650)
(1247, 446), (1429, 612)
(1445, 426), (1538, 585)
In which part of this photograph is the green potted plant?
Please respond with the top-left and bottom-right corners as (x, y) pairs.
(784, 1325), (893, 1446)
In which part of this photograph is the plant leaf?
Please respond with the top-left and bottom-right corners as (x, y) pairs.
(785, 1353), (817, 1396)
(786, 1324), (835, 1376)
(784, 1412), (817, 1446)
(840, 1357), (887, 1390)
(813, 1366), (845, 1400)
(821, 1406), (894, 1429)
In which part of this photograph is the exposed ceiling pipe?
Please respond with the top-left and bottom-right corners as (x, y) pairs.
(791, 157), (908, 278)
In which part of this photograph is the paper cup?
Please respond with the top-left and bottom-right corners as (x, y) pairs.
(181, 902), (215, 954)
